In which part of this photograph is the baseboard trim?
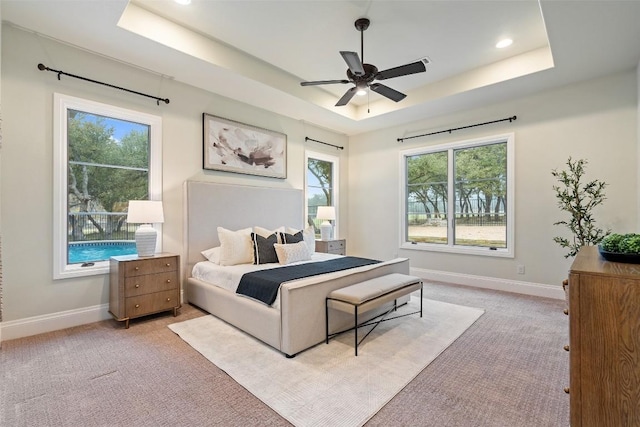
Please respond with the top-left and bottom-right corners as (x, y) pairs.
(410, 267), (565, 300)
(0, 289), (187, 343)
(0, 303), (111, 342)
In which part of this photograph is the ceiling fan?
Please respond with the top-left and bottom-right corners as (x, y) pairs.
(300, 18), (427, 107)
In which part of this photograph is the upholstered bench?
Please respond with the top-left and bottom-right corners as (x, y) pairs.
(325, 273), (423, 356)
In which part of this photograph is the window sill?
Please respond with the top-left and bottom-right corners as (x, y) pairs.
(400, 242), (513, 258)
(54, 261), (109, 280)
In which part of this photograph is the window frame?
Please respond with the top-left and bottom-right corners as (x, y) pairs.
(305, 150), (340, 238)
(399, 133), (514, 258)
(53, 93), (162, 279)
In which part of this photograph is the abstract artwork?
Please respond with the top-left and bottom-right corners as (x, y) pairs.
(203, 113), (287, 179)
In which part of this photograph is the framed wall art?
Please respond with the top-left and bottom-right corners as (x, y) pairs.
(203, 113), (287, 179)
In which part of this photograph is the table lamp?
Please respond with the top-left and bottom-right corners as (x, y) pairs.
(126, 200), (164, 257)
(316, 206), (336, 241)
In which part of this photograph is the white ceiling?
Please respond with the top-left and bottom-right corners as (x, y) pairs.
(3, 0), (640, 136)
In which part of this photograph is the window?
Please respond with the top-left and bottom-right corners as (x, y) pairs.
(400, 133), (514, 257)
(305, 151), (339, 239)
(53, 94), (162, 278)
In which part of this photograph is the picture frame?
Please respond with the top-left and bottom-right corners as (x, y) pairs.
(202, 113), (287, 179)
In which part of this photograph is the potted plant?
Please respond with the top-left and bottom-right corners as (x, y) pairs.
(552, 157), (610, 258)
(599, 233), (640, 263)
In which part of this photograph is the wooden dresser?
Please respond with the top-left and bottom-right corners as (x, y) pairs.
(315, 239), (346, 255)
(109, 253), (180, 328)
(568, 246), (640, 426)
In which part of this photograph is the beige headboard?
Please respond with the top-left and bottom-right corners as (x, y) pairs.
(183, 181), (304, 276)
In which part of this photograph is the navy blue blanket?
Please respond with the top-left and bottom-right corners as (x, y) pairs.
(236, 257), (380, 305)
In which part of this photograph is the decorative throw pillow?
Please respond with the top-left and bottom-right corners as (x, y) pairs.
(217, 227), (253, 266)
(201, 246), (221, 264)
(251, 232), (279, 265)
(274, 241), (311, 265)
(285, 226), (316, 255)
(254, 226), (285, 242)
(279, 231), (304, 244)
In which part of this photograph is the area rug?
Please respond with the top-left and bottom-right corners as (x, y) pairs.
(169, 297), (484, 427)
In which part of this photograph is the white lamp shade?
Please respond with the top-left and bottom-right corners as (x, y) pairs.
(126, 200), (164, 224)
(316, 206), (336, 221)
(127, 200), (164, 257)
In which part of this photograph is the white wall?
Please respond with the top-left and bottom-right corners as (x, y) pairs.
(0, 25), (347, 335)
(2, 22), (638, 339)
(348, 70), (638, 291)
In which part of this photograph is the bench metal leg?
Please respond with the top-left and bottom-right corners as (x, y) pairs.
(354, 306), (358, 356)
(325, 298), (329, 344)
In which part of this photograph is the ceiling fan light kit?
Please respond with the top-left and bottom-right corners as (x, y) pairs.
(300, 18), (427, 107)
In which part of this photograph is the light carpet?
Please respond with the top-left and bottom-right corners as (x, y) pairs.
(168, 297), (484, 427)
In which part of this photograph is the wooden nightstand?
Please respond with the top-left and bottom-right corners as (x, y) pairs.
(109, 253), (180, 328)
(315, 239), (346, 255)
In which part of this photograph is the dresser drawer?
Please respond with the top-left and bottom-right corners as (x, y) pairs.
(124, 256), (178, 277)
(125, 289), (179, 317)
(125, 271), (178, 297)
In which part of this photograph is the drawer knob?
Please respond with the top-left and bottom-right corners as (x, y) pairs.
(564, 345), (570, 352)
(135, 267), (140, 271)
(564, 387), (570, 394)
(166, 297), (171, 302)
(135, 304), (140, 308)
(166, 279), (171, 283)
(135, 284), (140, 288)
(166, 263), (171, 267)
(563, 309), (569, 315)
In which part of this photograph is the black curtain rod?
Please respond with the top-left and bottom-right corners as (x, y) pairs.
(305, 136), (344, 150)
(37, 63), (170, 106)
(397, 115), (517, 143)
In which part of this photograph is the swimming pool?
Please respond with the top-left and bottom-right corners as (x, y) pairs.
(69, 241), (137, 264)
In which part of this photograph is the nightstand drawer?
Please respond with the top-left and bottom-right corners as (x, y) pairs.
(315, 239), (346, 255)
(326, 240), (345, 251)
(110, 253), (181, 328)
(126, 289), (179, 317)
(124, 257), (178, 277)
(125, 271), (178, 296)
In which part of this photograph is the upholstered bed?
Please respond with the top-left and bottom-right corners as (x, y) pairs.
(183, 181), (410, 357)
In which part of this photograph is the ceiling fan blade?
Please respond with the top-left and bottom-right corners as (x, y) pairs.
(375, 61), (426, 80)
(335, 87), (358, 106)
(300, 79), (350, 86)
(340, 51), (365, 76)
(370, 83), (406, 102)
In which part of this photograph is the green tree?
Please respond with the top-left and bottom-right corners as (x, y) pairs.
(67, 112), (149, 240)
(407, 151), (448, 221)
(455, 143), (506, 221)
(307, 159), (333, 205)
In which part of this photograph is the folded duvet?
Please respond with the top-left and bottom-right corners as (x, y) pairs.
(236, 256), (380, 305)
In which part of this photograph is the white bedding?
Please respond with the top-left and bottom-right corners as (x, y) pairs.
(191, 252), (343, 308)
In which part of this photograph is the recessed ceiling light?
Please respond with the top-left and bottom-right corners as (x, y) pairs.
(496, 39), (513, 49)
(174, 0), (191, 5)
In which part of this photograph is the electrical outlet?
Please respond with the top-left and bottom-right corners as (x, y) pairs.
(517, 264), (525, 275)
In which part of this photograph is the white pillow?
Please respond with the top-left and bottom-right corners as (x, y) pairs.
(274, 241), (311, 265)
(217, 227), (253, 266)
(201, 246), (221, 264)
(286, 226), (316, 255)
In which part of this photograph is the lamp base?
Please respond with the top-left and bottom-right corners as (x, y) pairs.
(135, 224), (157, 257)
(320, 221), (333, 241)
